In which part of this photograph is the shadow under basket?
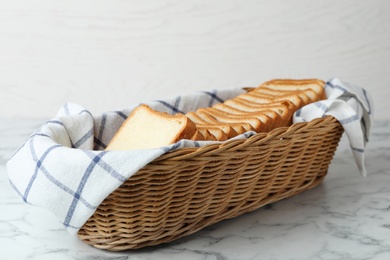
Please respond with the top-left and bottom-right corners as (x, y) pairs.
(78, 116), (344, 251)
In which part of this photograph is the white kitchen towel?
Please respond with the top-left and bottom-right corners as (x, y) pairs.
(7, 79), (373, 235)
(294, 78), (373, 176)
(7, 88), (246, 235)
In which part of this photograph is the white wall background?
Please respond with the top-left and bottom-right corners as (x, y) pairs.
(1, 0), (389, 119)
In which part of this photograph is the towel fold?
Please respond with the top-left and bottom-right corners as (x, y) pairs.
(294, 78), (373, 176)
(7, 78), (373, 235)
(7, 88), (245, 235)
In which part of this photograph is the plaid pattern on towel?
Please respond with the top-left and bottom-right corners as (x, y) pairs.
(294, 78), (373, 176)
(7, 79), (373, 235)
(7, 88), (246, 234)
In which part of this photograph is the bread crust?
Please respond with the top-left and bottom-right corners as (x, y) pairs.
(260, 79), (326, 100)
(106, 104), (196, 150)
(187, 78), (326, 138)
(108, 79), (326, 150)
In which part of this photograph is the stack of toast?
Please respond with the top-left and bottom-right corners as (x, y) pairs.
(106, 79), (326, 150)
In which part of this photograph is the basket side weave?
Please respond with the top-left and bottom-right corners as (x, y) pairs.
(78, 116), (344, 251)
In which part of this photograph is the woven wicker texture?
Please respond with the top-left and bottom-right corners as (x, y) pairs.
(78, 116), (344, 251)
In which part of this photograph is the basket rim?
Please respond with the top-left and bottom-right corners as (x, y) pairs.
(153, 115), (339, 162)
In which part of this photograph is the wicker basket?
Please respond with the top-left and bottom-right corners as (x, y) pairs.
(77, 116), (344, 251)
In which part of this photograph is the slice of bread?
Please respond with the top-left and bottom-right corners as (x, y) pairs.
(252, 87), (311, 104)
(186, 111), (210, 124)
(213, 103), (246, 114)
(198, 128), (217, 141)
(194, 110), (220, 124)
(219, 100), (295, 127)
(197, 125), (228, 141)
(191, 130), (205, 141)
(196, 124), (238, 139)
(243, 91), (305, 109)
(106, 104), (196, 150)
(107, 78), (326, 150)
(197, 109), (270, 132)
(201, 107), (281, 130)
(224, 122), (252, 134)
(235, 93), (274, 104)
(228, 98), (297, 113)
(260, 79), (326, 100)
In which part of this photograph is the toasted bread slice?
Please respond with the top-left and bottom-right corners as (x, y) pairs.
(202, 107), (281, 131)
(252, 87), (322, 106)
(216, 99), (296, 127)
(233, 94), (303, 112)
(230, 99), (295, 125)
(260, 79), (326, 100)
(106, 104), (196, 150)
(198, 128), (217, 141)
(195, 110), (220, 124)
(186, 111), (210, 124)
(198, 109), (270, 132)
(243, 91), (305, 109)
(233, 92), (305, 109)
(226, 122), (253, 134)
(228, 98), (297, 111)
(191, 130), (205, 141)
(234, 93), (274, 104)
(252, 87), (309, 103)
(298, 88), (323, 102)
(213, 103), (246, 114)
(197, 125), (228, 141)
(196, 123), (238, 139)
(107, 79), (325, 150)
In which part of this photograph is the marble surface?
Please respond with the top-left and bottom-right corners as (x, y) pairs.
(1, 118), (390, 260)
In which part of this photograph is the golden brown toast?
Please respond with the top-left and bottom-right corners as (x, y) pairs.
(108, 79), (326, 150)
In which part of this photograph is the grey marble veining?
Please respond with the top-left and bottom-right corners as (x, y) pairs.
(1, 119), (390, 260)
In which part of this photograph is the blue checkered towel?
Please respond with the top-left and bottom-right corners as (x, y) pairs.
(7, 78), (373, 235)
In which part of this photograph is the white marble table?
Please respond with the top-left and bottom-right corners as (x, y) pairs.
(1, 118), (390, 260)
